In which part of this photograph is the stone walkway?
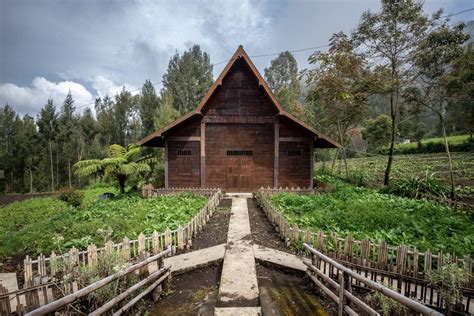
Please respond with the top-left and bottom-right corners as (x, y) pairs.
(215, 194), (261, 315)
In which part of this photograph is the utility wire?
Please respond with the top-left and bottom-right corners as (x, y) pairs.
(71, 7), (473, 111)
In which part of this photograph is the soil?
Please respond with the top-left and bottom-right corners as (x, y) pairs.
(147, 263), (222, 316)
(247, 198), (295, 254)
(256, 262), (337, 316)
(191, 198), (231, 250)
(0, 192), (53, 207)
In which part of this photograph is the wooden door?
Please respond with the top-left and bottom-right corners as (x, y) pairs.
(226, 157), (240, 192)
(226, 150), (253, 192)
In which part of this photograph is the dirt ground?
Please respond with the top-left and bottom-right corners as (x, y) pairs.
(190, 198), (231, 250)
(0, 192), (53, 207)
(247, 198), (295, 254)
(146, 263), (222, 316)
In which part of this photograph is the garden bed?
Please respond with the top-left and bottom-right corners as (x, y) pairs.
(264, 176), (473, 257)
(0, 187), (208, 260)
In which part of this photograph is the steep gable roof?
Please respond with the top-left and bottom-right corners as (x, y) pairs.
(139, 46), (340, 148)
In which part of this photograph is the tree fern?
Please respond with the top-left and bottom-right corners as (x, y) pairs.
(74, 143), (153, 193)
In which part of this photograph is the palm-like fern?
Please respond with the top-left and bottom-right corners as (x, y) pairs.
(74, 144), (153, 193)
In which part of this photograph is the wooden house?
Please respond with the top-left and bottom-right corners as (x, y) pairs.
(139, 46), (340, 192)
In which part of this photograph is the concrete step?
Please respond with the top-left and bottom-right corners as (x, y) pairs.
(214, 306), (262, 315)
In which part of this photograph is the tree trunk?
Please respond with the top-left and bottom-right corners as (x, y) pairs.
(68, 160), (72, 189)
(331, 149), (339, 173)
(440, 117), (456, 202)
(118, 175), (126, 194)
(49, 140), (54, 192)
(29, 166), (33, 193)
(384, 89), (397, 186)
(56, 142), (59, 190)
(337, 121), (348, 179)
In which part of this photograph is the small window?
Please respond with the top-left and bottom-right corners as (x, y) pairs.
(288, 150), (302, 176)
(288, 150), (302, 157)
(177, 149), (192, 156)
(226, 150), (253, 156)
(177, 149), (192, 175)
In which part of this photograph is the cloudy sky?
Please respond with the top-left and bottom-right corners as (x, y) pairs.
(1, 0), (472, 116)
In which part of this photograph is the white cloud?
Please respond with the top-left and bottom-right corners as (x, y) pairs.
(0, 77), (95, 115)
(92, 76), (139, 99)
(0, 76), (138, 116)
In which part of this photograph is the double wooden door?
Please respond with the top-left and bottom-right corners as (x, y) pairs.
(226, 151), (253, 192)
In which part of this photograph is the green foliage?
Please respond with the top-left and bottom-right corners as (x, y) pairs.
(57, 188), (84, 208)
(0, 187), (207, 258)
(162, 44), (213, 114)
(316, 152), (474, 189)
(427, 255), (469, 312)
(264, 51), (302, 114)
(362, 115), (392, 151)
(379, 137), (474, 155)
(381, 173), (450, 200)
(270, 176), (473, 255)
(366, 286), (408, 316)
(74, 144), (153, 194)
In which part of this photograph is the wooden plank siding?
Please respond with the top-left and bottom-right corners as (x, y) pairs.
(167, 141), (201, 188)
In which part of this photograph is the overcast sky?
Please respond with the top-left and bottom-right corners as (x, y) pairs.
(1, 0), (472, 116)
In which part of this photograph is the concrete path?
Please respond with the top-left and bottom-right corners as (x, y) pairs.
(216, 196), (261, 315)
(253, 244), (307, 272)
(148, 243), (226, 275)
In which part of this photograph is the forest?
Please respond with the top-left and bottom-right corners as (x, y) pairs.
(0, 1), (473, 198)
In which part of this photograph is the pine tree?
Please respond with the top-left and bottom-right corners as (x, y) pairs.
(37, 99), (58, 191)
(139, 80), (160, 137)
(162, 45), (213, 114)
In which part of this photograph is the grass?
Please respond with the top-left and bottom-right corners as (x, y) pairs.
(395, 134), (471, 150)
(315, 152), (474, 189)
(270, 175), (473, 256)
(0, 187), (208, 258)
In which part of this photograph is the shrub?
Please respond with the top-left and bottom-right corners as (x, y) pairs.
(366, 286), (408, 316)
(427, 255), (469, 315)
(380, 173), (449, 200)
(57, 188), (84, 208)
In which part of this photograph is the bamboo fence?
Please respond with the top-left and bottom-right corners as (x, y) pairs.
(0, 187), (221, 314)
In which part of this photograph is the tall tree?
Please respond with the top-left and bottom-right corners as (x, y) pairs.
(0, 104), (17, 192)
(95, 96), (115, 147)
(37, 99), (58, 191)
(17, 114), (39, 192)
(405, 23), (469, 200)
(114, 88), (137, 146)
(58, 92), (78, 188)
(305, 32), (371, 176)
(264, 51), (302, 114)
(139, 80), (160, 137)
(154, 90), (180, 130)
(162, 45), (213, 114)
(445, 43), (474, 138)
(353, 0), (436, 185)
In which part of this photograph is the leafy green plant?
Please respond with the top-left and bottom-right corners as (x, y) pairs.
(57, 188), (84, 208)
(269, 175), (473, 256)
(0, 188), (207, 258)
(381, 173), (450, 200)
(74, 144), (154, 194)
(427, 255), (470, 315)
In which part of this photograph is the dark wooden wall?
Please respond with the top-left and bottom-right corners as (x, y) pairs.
(279, 141), (311, 188)
(205, 123), (274, 191)
(203, 59), (277, 117)
(167, 141), (200, 187)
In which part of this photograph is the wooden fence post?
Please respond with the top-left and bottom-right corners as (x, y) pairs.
(138, 233), (146, 257)
(164, 228), (172, 247)
(24, 255), (33, 287)
(122, 238), (130, 261)
(338, 270), (345, 316)
(177, 226), (184, 249)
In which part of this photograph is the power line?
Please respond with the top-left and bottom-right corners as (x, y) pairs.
(72, 7), (473, 111)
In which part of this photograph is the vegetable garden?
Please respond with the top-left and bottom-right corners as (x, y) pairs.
(269, 175), (473, 256)
(0, 187), (208, 259)
(315, 152), (474, 194)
